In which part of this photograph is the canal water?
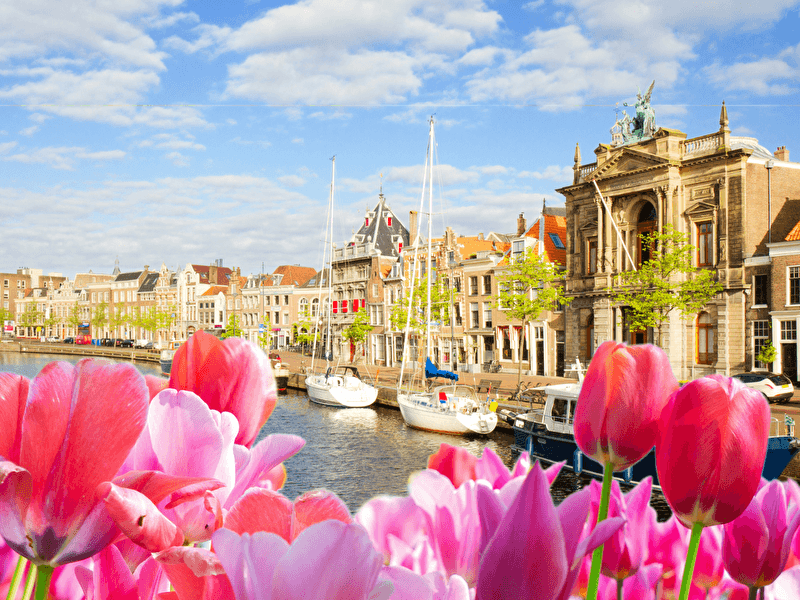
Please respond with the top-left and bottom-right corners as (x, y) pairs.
(0, 353), (672, 519)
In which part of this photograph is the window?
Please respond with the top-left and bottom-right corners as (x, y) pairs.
(753, 320), (770, 369)
(274, 311), (279, 324)
(698, 222), (713, 267)
(548, 233), (565, 250)
(470, 303), (479, 328)
(696, 312), (715, 365)
(754, 274), (768, 306)
(3, 280), (7, 287)
(512, 240), (524, 262)
(284, 295), (289, 305)
(469, 276), (478, 296)
(782, 320), (797, 341)
(454, 304), (462, 326)
(587, 240), (597, 275)
(454, 278), (461, 293)
(387, 216), (392, 226)
(283, 313), (289, 325)
(483, 302), (492, 328)
(790, 267), (800, 305)
(265, 296), (270, 306)
(274, 296), (279, 305)
(311, 298), (319, 317)
(483, 275), (491, 295)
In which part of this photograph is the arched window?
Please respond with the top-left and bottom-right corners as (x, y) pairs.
(637, 203), (657, 266)
(696, 312), (715, 365)
(299, 298), (308, 317)
(311, 298), (319, 317)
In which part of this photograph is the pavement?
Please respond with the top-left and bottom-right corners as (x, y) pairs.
(273, 349), (800, 417)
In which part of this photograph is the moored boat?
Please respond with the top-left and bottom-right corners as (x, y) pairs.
(159, 349), (174, 375)
(499, 380), (800, 486)
(305, 366), (378, 408)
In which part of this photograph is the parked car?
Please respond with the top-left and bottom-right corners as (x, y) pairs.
(143, 341), (154, 349)
(118, 339), (134, 348)
(135, 339), (149, 349)
(100, 338), (113, 347)
(75, 335), (91, 345)
(731, 372), (794, 403)
(46, 336), (60, 342)
(63, 337), (74, 344)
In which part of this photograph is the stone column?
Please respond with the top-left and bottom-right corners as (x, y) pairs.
(595, 196), (604, 273)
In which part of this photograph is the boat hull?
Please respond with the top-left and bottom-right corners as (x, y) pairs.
(274, 367), (289, 393)
(397, 392), (498, 435)
(504, 411), (800, 486)
(304, 374), (378, 408)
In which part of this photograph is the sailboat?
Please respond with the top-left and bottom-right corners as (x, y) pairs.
(396, 119), (498, 435)
(304, 157), (378, 408)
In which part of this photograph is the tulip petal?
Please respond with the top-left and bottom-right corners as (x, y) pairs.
(292, 489), (351, 540)
(475, 483), (504, 554)
(90, 543), (140, 600)
(427, 444), (477, 488)
(114, 470), (225, 508)
(213, 528), (290, 600)
(223, 488), (294, 540)
(0, 373), (29, 464)
(226, 434), (305, 507)
(475, 463), (568, 600)
(156, 546), (234, 600)
(0, 461), (32, 558)
(271, 521), (383, 600)
(100, 482), (184, 552)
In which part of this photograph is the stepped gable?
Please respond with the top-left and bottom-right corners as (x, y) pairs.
(352, 194), (410, 257)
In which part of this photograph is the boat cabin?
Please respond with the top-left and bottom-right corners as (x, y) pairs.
(540, 383), (580, 434)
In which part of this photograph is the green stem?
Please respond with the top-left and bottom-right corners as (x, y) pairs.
(586, 461), (614, 600)
(6, 555), (28, 600)
(678, 522), (704, 600)
(33, 565), (52, 600)
(21, 565), (36, 600)
(616, 577), (623, 600)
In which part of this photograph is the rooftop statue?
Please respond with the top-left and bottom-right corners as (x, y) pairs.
(611, 81), (656, 146)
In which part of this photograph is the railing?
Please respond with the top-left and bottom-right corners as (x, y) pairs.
(577, 163), (597, 183)
(682, 133), (723, 158)
(771, 416), (796, 438)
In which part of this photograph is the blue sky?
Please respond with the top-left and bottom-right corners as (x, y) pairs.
(3, 0), (800, 279)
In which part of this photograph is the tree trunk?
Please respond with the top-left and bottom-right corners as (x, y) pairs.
(517, 319), (526, 388)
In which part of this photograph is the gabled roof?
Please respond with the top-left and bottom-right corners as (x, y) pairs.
(202, 286), (228, 296)
(786, 219), (800, 242)
(523, 213), (567, 265)
(114, 271), (142, 282)
(300, 268), (331, 289)
(352, 194), (410, 257)
(191, 264), (233, 284)
(456, 237), (509, 259)
(137, 272), (159, 294)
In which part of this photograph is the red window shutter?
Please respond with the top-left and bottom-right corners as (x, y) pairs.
(342, 300), (348, 313)
(398, 242), (403, 253)
(388, 216), (392, 226)
(332, 300), (338, 314)
(365, 218), (369, 227)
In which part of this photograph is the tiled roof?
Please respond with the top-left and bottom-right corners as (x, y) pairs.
(786, 219), (800, 241)
(352, 195), (410, 257)
(263, 265), (317, 287)
(137, 272), (159, 293)
(525, 214), (567, 265)
(456, 237), (506, 259)
(114, 271), (142, 282)
(202, 286), (228, 296)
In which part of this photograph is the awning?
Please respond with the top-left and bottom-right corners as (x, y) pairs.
(425, 357), (458, 381)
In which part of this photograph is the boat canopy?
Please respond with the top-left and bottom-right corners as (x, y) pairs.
(425, 358), (458, 381)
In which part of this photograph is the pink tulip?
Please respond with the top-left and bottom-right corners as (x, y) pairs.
(104, 389), (305, 551)
(587, 477), (653, 581)
(765, 565), (800, 600)
(74, 543), (169, 600)
(645, 514), (688, 598)
(356, 495), (431, 569)
(474, 462), (624, 600)
(656, 375), (770, 527)
(427, 443), (533, 491)
(692, 525), (724, 592)
(574, 341), (677, 470)
(596, 564), (663, 600)
(212, 521), (390, 600)
(723, 478), (800, 589)
(155, 545), (234, 600)
(168, 330), (277, 447)
(0, 360), (149, 566)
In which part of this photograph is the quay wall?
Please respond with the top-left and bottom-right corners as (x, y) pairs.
(0, 340), (160, 364)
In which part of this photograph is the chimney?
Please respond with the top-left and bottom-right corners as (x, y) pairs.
(209, 264), (218, 285)
(516, 212), (526, 236)
(478, 233), (484, 241)
(775, 146), (790, 162)
(409, 210), (418, 245)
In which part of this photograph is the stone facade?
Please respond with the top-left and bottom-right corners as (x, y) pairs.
(558, 103), (800, 381)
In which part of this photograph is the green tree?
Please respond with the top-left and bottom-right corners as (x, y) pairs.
(342, 307), (373, 364)
(18, 304), (42, 336)
(292, 307), (316, 351)
(43, 312), (59, 337)
(109, 305), (127, 339)
(157, 305), (178, 342)
(757, 339), (778, 367)
(609, 224), (724, 346)
(91, 302), (108, 338)
(390, 274), (454, 365)
(66, 302), (82, 336)
(220, 313), (242, 339)
(494, 247), (572, 386)
(0, 306), (13, 326)
(257, 314), (272, 350)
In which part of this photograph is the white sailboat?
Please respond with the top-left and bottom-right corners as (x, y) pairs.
(396, 119), (498, 435)
(304, 157), (378, 408)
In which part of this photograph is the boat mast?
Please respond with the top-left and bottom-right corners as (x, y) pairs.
(326, 157), (336, 363)
(425, 117), (434, 361)
(310, 156), (336, 373)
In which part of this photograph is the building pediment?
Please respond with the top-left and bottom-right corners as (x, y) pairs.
(590, 148), (669, 181)
(579, 219), (599, 235)
(684, 200), (718, 219)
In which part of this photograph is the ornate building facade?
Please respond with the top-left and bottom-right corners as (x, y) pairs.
(558, 102), (800, 381)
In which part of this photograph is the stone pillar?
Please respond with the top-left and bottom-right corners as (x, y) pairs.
(596, 196), (604, 273)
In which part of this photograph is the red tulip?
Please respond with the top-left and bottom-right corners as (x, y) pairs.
(0, 360), (149, 566)
(168, 331), (277, 447)
(574, 341), (677, 471)
(656, 375), (770, 527)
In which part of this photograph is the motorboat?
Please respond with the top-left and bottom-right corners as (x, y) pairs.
(305, 366), (378, 408)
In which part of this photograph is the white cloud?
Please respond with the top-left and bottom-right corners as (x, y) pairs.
(308, 110), (352, 120)
(471, 165), (508, 175)
(0, 141), (19, 154)
(165, 151), (190, 167)
(387, 163), (480, 186)
(292, 138), (304, 144)
(230, 137), (271, 149)
(0, 145), (126, 170)
(703, 58), (799, 95)
(19, 126), (39, 136)
(517, 165), (572, 181)
(278, 174), (305, 187)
